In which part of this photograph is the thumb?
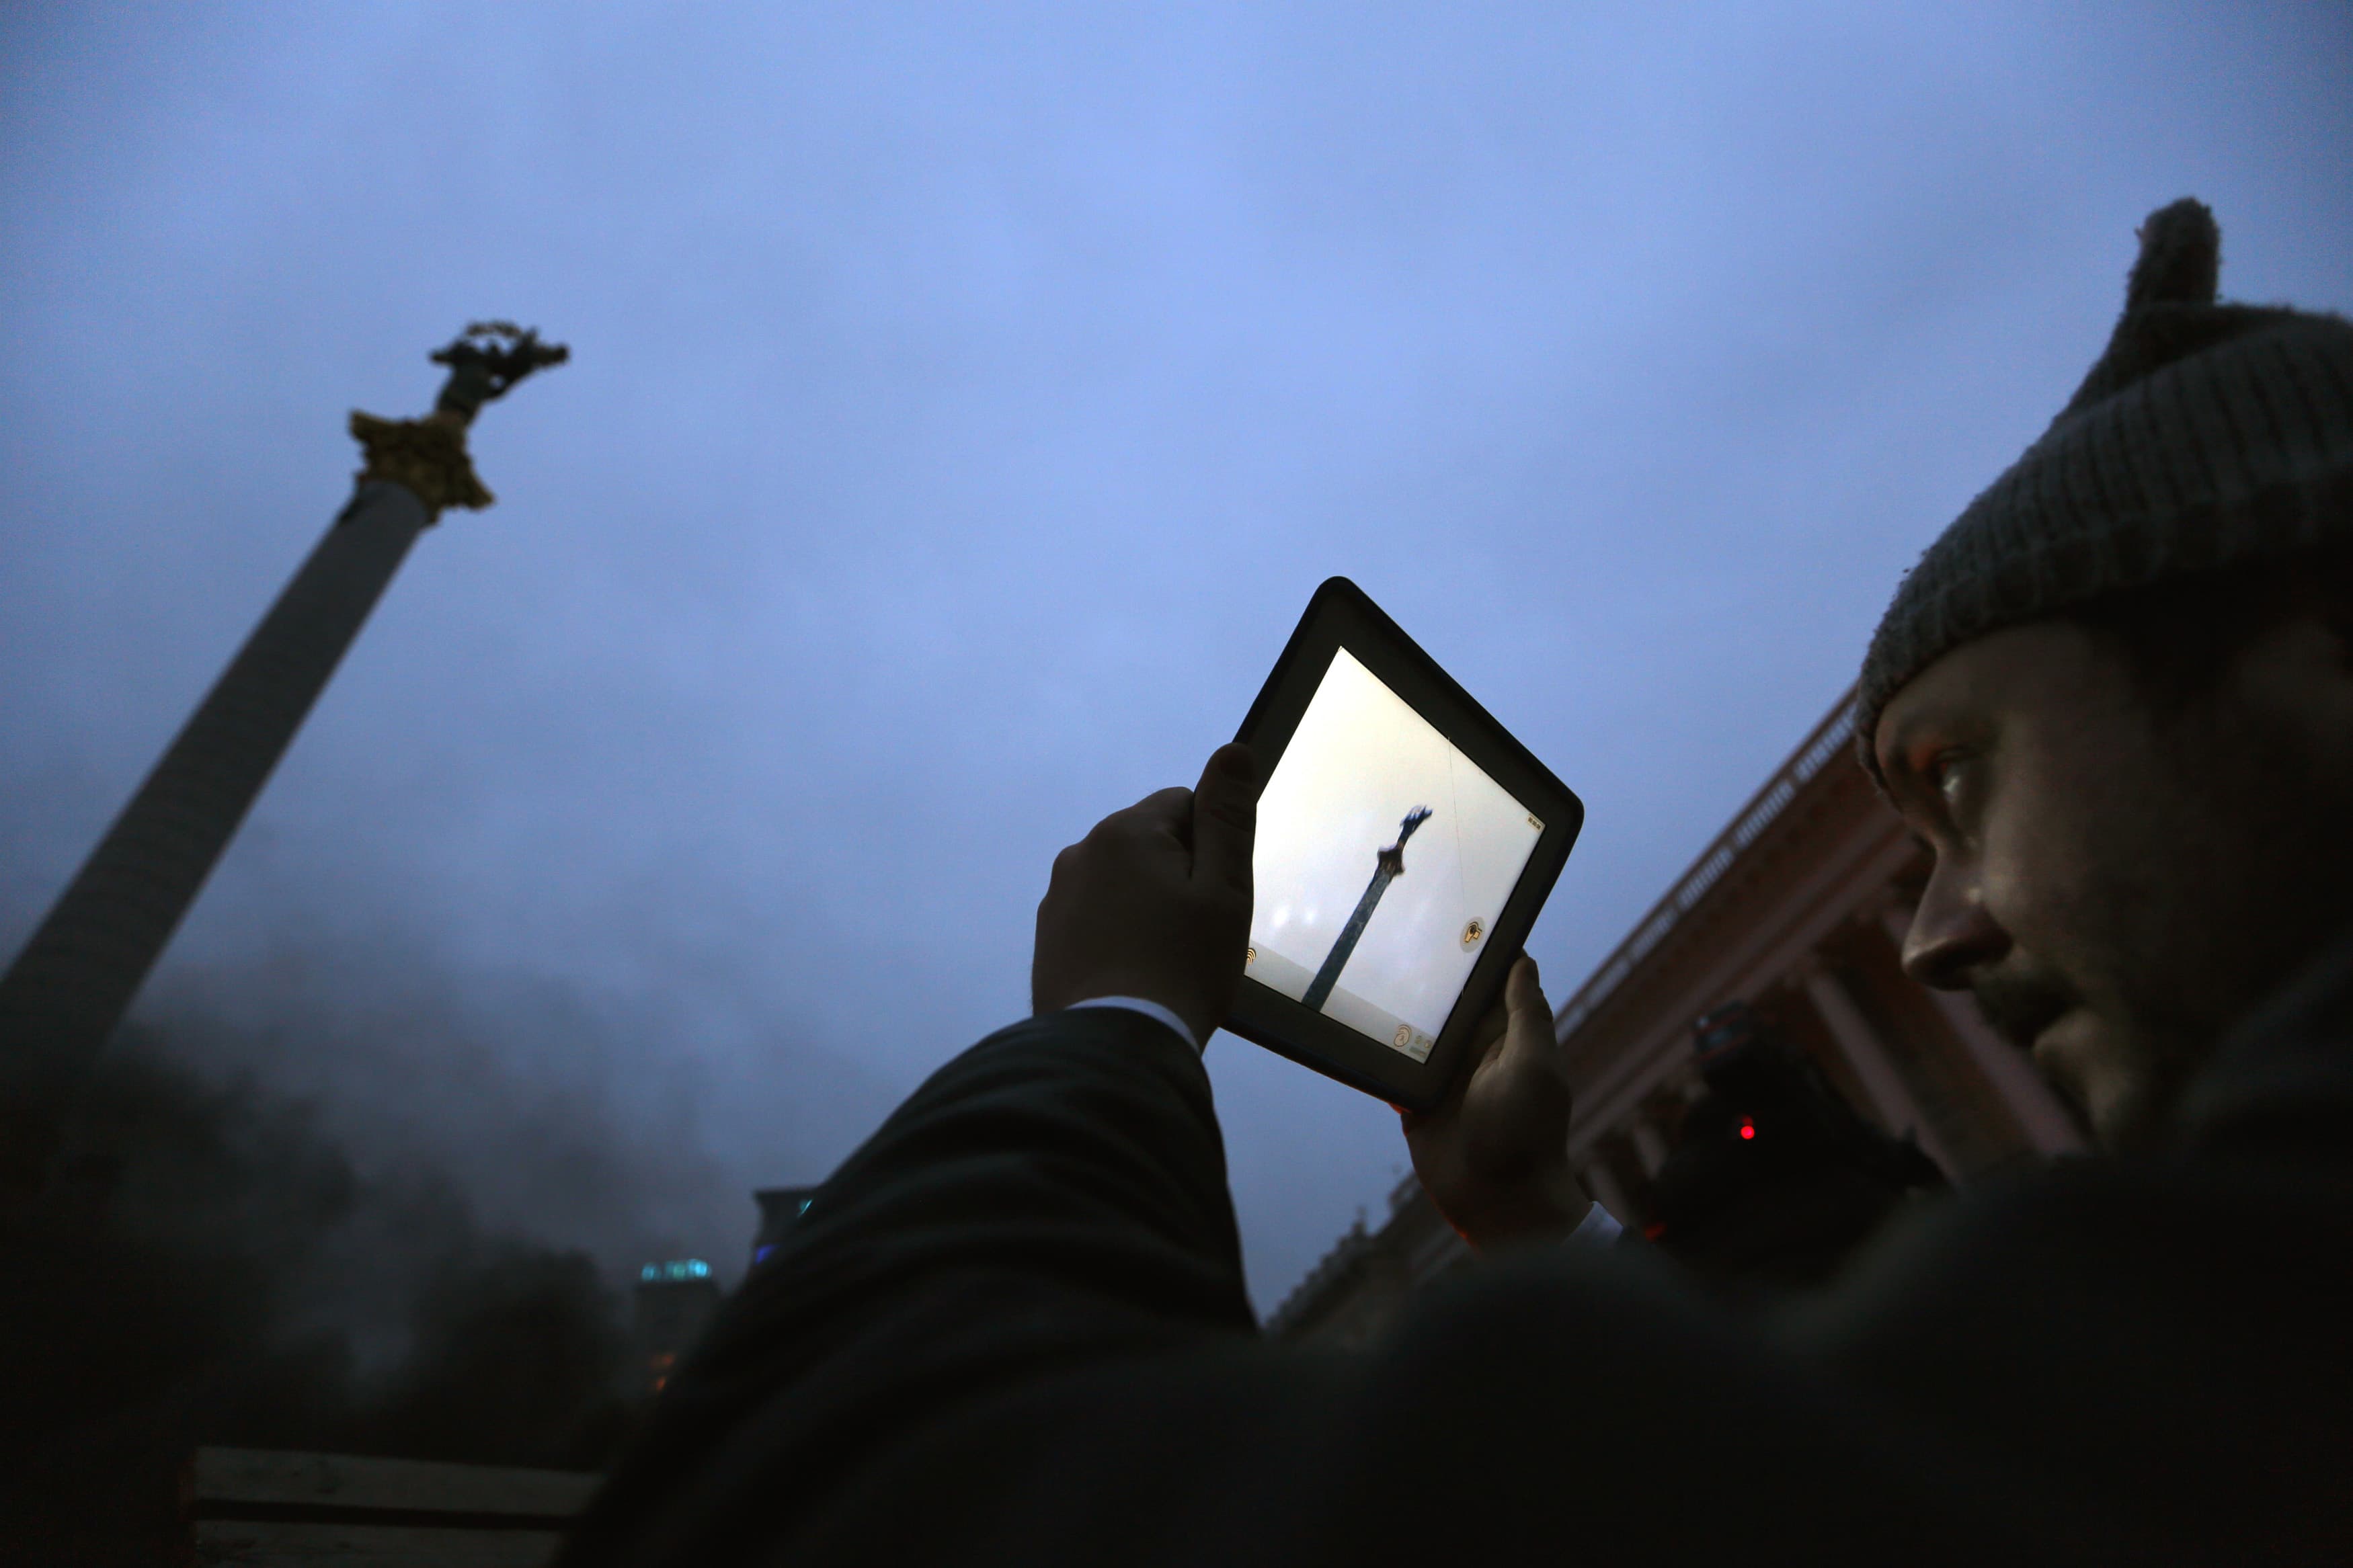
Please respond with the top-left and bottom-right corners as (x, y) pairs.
(1498, 954), (1556, 1073)
(1507, 952), (1544, 1011)
(1191, 743), (1260, 897)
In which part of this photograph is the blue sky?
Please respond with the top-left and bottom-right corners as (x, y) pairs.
(3, 3), (2347, 1312)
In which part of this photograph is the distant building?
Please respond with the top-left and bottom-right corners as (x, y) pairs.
(1265, 694), (2085, 1344)
(1262, 1174), (1463, 1348)
(633, 1260), (720, 1395)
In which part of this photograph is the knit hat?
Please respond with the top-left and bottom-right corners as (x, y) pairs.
(1855, 198), (2353, 780)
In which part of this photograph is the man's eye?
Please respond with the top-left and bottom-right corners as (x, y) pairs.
(1927, 749), (1976, 807)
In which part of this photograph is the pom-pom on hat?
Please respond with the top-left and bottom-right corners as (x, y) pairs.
(1854, 198), (2353, 782)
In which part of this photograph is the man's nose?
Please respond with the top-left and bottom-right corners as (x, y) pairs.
(1901, 858), (2009, 991)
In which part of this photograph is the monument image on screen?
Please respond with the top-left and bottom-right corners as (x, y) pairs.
(1247, 648), (1544, 1063)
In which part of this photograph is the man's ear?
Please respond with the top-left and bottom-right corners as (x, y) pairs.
(2241, 606), (2353, 778)
(2305, 542), (2353, 676)
(2316, 603), (2353, 758)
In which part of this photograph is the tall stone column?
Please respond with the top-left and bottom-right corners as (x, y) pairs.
(0, 323), (566, 1200)
(1800, 962), (1956, 1175)
(0, 485), (425, 1081)
(1627, 1114), (1670, 1178)
(1579, 1153), (1637, 1231)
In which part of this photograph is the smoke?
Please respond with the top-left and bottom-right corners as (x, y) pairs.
(146, 936), (745, 1270)
(0, 638), (912, 1565)
(0, 1018), (652, 1563)
(0, 837), (902, 1562)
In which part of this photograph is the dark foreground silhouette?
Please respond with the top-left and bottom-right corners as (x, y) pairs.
(0, 1024), (637, 1566)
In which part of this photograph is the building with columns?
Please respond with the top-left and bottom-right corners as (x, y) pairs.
(1265, 692), (2085, 1347)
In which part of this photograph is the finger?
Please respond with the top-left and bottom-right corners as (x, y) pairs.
(1190, 743), (1259, 897)
(1133, 784), (1195, 820)
(1470, 989), (1510, 1063)
(1509, 952), (1543, 1011)
(1096, 786), (1195, 848)
(1497, 954), (1556, 1076)
(1490, 954), (1533, 1050)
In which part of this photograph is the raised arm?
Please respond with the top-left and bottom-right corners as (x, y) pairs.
(559, 743), (2078, 1567)
(560, 747), (1265, 1563)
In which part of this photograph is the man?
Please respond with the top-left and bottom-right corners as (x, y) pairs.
(559, 201), (2350, 1564)
(1639, 1003), (1949, 1292)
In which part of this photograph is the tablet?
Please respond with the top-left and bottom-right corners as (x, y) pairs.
(1224, 578), (1583, 1111)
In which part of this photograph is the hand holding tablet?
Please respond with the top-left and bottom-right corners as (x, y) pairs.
(1225, 579), (1583, 1110)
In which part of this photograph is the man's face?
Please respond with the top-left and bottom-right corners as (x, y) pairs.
(1874, 614), (2352, 1151)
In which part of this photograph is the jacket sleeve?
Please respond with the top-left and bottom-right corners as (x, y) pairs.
(559, 1008), (2114, 1567)
(557, 1007), (1257, 1565)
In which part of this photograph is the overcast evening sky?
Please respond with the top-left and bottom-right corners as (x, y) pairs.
(3, 5), (2348, 1313)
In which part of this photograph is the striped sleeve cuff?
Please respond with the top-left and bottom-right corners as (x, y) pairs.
(1063, 996), (1201, 1053)
(1563, 1200), (1624, 1251)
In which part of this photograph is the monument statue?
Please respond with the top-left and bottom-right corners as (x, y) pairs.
(0, 325), (567, 1203)
(1302, 806), (1433, 1014)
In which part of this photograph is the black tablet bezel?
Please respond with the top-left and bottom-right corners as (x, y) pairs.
(1223, 577), (1584, 1112)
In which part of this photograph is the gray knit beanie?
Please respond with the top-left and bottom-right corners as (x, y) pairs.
(1855, 198), (2353, 780)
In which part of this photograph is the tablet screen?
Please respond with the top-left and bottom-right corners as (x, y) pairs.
(1246, 648), (1545, 1063)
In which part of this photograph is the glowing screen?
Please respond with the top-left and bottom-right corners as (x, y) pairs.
(1247, 649), (1543, 1062)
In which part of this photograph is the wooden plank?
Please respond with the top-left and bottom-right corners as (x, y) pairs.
(190, 1448), (598, 1521)
(194, 1520), (563, 1567)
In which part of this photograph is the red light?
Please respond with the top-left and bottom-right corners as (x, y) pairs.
(1739, 1119), (1755, 1141)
